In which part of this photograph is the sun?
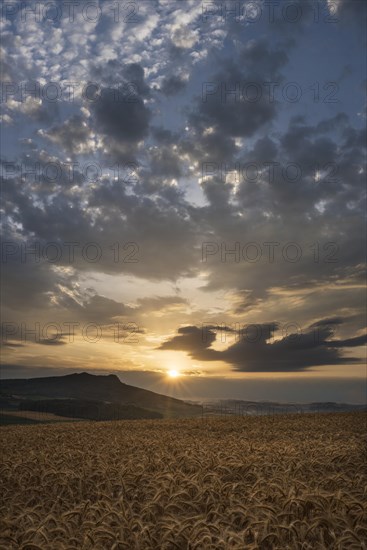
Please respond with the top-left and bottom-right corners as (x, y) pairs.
(168, 369), (180, 379)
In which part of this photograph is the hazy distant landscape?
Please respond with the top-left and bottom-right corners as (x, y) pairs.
(1, 372), (365, 426)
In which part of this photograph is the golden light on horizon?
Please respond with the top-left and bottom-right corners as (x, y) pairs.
(167, 369), (180, 379)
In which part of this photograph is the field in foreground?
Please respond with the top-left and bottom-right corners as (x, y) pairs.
(1, 413), (366, 550)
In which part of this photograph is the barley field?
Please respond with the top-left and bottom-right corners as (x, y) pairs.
(1, 413), (366, 549)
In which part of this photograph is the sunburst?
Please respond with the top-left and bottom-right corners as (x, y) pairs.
(167, 369), (180, 379)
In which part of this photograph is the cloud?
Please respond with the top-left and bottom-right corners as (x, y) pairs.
(159, 325), (217, 352)
(331, 0), (367, 23)
(160, 74), (187, 96)
(159, 319), (366, 372)
(310, 317), (345, 328)
(65, 294), (130, 324)
(39, 115), (96, 155)
(38, 337), (68, 346)
(92, 87), (151, 144)
(187, 38), (289, 140)
(0, 0), (365, 394)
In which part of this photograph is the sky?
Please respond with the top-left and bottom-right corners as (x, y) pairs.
(0, 0), (366, 403)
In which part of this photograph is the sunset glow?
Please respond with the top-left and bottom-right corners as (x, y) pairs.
(167, 369), (180, 379)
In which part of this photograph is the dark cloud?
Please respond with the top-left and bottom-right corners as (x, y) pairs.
(147, 146), (182, 179)
(316, 113), (349, 134)
(93, 87), (151, 144)
(38, 338), (68, 346)
(190, 85), (276, 139)
(1, 252), (77, 312)
(90, 62), (150, 97)
(188, 39), (289, 139)
(327, 335), (367, 348)
(159, 325), (217, 351)
(180, 129), (238, 166)
(238, 38), (290, 77)
(336, 0), (367, 24)
(310, 317), (345, 328)
(67, 294), (129, 324)
(122, 63), (151, 98)
(160, 75), (187, 96)
(159, 320), (366, 372)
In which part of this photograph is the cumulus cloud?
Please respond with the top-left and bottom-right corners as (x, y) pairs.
(39, 115), (97, 155)
(92, 87), (151, 144)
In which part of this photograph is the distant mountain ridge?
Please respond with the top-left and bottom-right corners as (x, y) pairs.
(202, 399), (367, 415)
(0, 372), (202, 418)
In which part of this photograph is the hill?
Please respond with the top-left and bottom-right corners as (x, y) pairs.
(0, 372), (202, 419)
